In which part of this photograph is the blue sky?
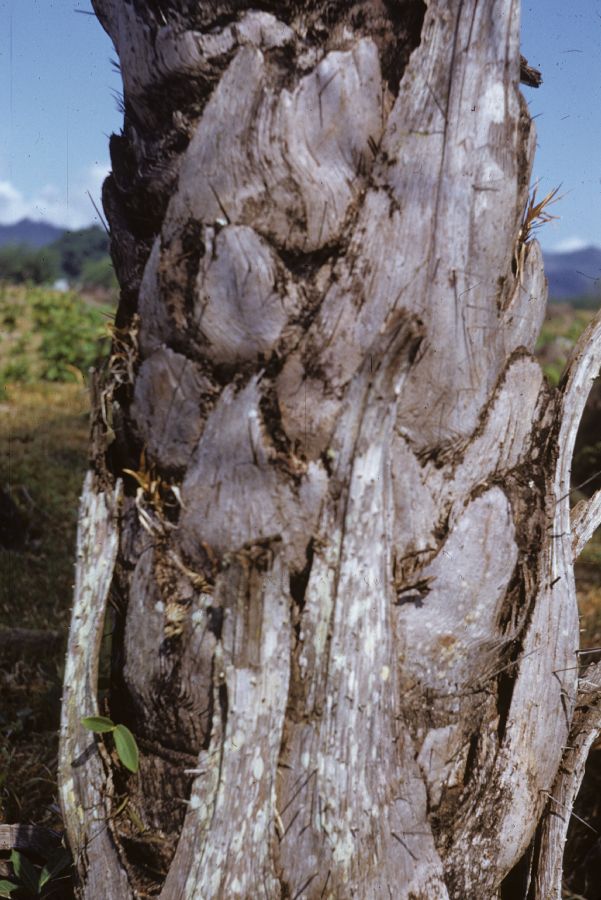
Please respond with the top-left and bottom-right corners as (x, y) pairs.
(0, 1), (599, 251)
(0, 0), (121, 229)
(522, 1), (601, 251)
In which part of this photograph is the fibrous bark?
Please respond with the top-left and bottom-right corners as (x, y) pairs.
(58, 1), (601, 897)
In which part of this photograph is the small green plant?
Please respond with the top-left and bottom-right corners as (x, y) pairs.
(81, 716), (139, 773)
(0, 847), (72, 898)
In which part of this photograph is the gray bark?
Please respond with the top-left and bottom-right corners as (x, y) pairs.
(58, 1), (601, 897)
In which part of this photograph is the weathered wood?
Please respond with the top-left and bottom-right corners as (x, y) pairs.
(527, 306), (601, 898)
(57, 473), (131, 899)
(161, 552), (293, 898)
(534, 662), (601, 899)
(572, 489), (601, 559)
(0, 825), (62, 857)
(520, 54), (543, 88)
(567, 314), (601, 562)
(60, 0), (599, 895)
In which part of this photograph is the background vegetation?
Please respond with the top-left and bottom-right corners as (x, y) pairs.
(0, 286), (111, 385)
(0, 226), (117, 297)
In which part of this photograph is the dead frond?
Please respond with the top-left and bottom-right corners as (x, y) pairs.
(98, 314), (140, 437)
(518, 183), (562, 247)
(123, 448), (182, 534)
(107, 314), (139, 388)
(514, 182), (563, 284)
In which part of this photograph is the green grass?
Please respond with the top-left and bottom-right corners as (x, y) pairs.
(0, 382), (89, 840)
(0, 287), (100, 842)
(535, 306), (594, 386)
(0, 382), (89, 629)
(538, 308), (594, 345)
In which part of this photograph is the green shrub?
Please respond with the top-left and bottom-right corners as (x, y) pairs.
(29, 288), (111, 381)
(1, 299), (21, 330)
(0, 285), (112, 383)
(0, 244), (59, 285)
(1, 353), (32, 383)
(80, 254), (118, 291)
(49, 226), (109, 280)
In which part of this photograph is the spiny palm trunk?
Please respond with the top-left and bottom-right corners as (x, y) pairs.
(59, 1), (601, 897)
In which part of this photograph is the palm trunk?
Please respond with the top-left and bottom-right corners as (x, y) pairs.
(59, 1), (601, 897)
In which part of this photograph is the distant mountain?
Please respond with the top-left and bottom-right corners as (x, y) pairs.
(542, 245), (601, 302)
(0, 218), (66, 249)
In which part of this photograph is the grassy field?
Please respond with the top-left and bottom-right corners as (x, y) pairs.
(0, 383), (89, 842)
(1, 285), (601, 894)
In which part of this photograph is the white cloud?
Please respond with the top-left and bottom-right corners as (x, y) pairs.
(0, 181), (28, 222)
(0, 163), (110, 229)
(547, 236), (592, 253)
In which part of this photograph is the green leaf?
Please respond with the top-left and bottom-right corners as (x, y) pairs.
(113, 724), (139, 773)
(38, 848), (72, 889)
(81, 715), (115, 733)
(0, 880), (19, 899)
(10, 850), (39, 895)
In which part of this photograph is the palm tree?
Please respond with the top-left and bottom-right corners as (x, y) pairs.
(59, 1), (601, 896)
